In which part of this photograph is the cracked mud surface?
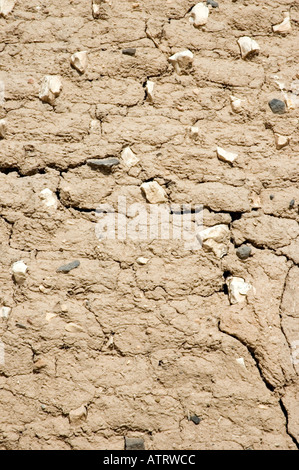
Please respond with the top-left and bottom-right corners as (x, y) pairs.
(0, 0), (298, 450)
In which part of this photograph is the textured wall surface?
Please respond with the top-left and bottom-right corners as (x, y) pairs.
(0, 0), (298, 450)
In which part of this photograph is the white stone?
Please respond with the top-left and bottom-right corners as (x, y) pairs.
(70, 51), (88, 74)
(273, 12), (291, 34)
(197, 224), (230, 258)
(0, 119), (6, 138)
(226, 277), (252, 304)
(274, 134), (289, 150)
(137, 257), (149, 265)
(0, 0), (15, 17)
(169, 50), (194, 74)
(1, 306), (11, 318)
(92, 0), (110, 19)
(69, 404), (87, 423)
(145, 80), (155, 102)
(39, 188), (57, 209)
(190, 126), (199, 139)
(45, 312), (57, 322)
(39, 75), (62, 105)
(121, 146), (139, 168)
(236, 357), (246, 368)
(65, 323), (85, 333)
(189, 3), (209, 27)
(216, 146), (238, 163)
(12, 260), (28, 284)
(230, 95), (243, 113)
(141, 181), (167, 204)
(237, 36), (260, 59)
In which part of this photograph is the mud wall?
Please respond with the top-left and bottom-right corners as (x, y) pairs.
(0, 0), (298, 450)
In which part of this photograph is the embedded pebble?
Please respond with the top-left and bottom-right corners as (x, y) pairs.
(169, 50), (194, 74)
(207, 0), (218, 7)
(190, 126), (199, 139)
(70, 51), (88, 74)
(189, 414), (201, 425)
(45, 312), (57, 322)
(289, 199), (295, 209)
(216, 146), (238, 164)
(0, 119), (6, 138)
(87, 158), (120, 169)
(273, 12), (291, 34)
(230, 95), (243, 113)
(236, 357), (246, 368)
(57, 260), (80, 273)
(121, 147), (139, 168)
(141, 181), (167, 204)
(1, 306), (11, 318)
(69, 404), (87, 423)
(0, 0), (15, 17)
(197, 224), (230, 259)
(39, 75), (62, 105)
(12, 260), (28, 284)
(124, 437), (145, 450)
(189, 3), (209, 28)
(92, 0), (110, 19)
(145, 80), (155, 102)
(39, 188), (57, 209)
(226, 277), (252, 304)
(268, 99), (286, 114)
(137, 257), (149, 265)
(237, 36), (260, 59)
(65, 323), (85, 333)
(274, 134), (289, 149)
(236, 245), (251, 260)
(122, 48), (136, 56)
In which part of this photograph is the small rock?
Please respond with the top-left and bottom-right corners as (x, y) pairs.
(230, 95), (243, 113)
(269, 99), (286, 114)
(65, 323), (85, 333)
(57, 260), (80, 273)
(226, 276), (252, 304)
(121, 147), (139, 168)
(273, 12), (291, 34)
(39, 188), (57, 209)
(0, 0), (15, 17)
(0, 119), (6, 138)
(87, 158), (120, 169)
(237, 36), (260, 60)
(207, 0), (218, 7)
(189, 414), (201, 425)
(33, 358), (47, 373)
(70, 51), (88, 74)
(137, 257), (149, 265)
(124, 437), (145, 450)
(274, 133), (289, 149)
(141, 181), (167, 204)
(189, 3), (209, 28)
(45, 312), (57, 322)
(169, 50), (194, 74)
(190, 126), (199, 139)
(197, 224), (230, 258)
(270, 194), (274, 200)
(236, 357), (246, 368)
(92, 0), (110, 19)
(289, 199), (295, 209)
(39, 75), (62, 105)
(12, 260), (28, 284)
(122, 48), (136, 56)
(145, 80), (155, 102)
(1, 306), (11, 318)
(236, 245), (251, 260)
(216, 146), (238, 163)
(69, 404), (87, 423)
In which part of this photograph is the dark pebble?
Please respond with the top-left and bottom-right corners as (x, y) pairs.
(236, 245), (252, 260)
(268, 99), (286, 114)
(189, 414), (201, 425)
(124, 437), (145, 450)
(207, 0), (219, 7)
(269, 194), (274, 200)
(122, 48), (136, 56)
(87, 158), (120, 169)
(16, 323), (27, 329)
(57, 260), (80, 273)
(289, 199), (295, 209)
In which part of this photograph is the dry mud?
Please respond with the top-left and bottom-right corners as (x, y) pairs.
(0, 0), (298, 450)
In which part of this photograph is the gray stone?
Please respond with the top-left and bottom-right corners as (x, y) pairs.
(236, 245), (252, 260)
(268, 99), (286, 114)
(207, 0), (218, 7)
(122, 48), (136, 56)
(57, 260), (80, 273)
(189, 414), (201, 425)
(124, 437), (145, 450)
(87, 158), (120, 169)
